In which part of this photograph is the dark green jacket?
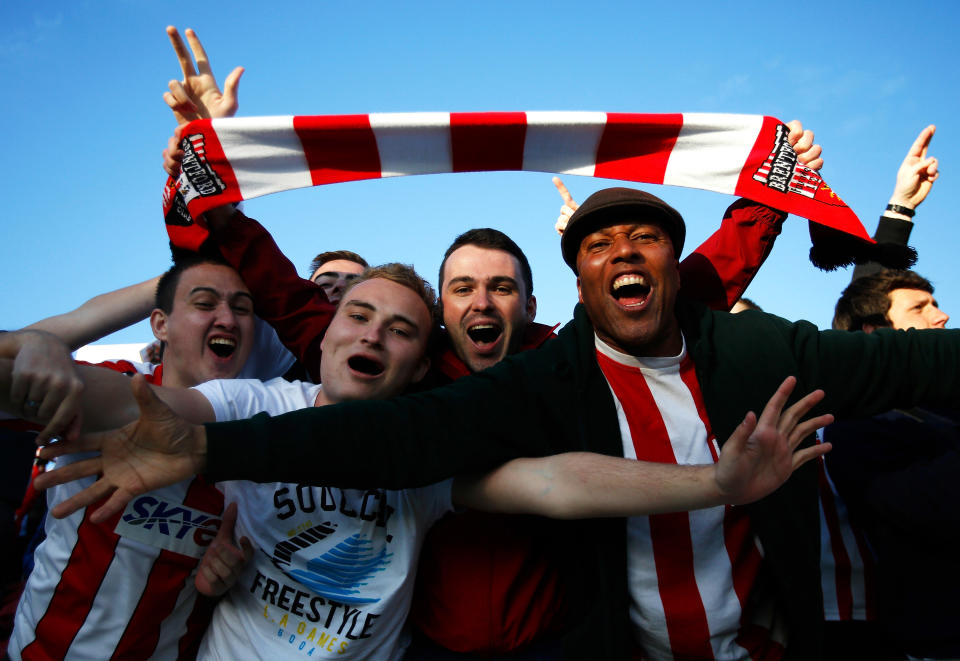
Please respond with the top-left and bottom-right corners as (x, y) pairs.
(208, 300), (960, 659)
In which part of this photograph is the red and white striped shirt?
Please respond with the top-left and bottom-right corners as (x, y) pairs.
(596, 338), (786, 661)
(10, 360), (224, 661)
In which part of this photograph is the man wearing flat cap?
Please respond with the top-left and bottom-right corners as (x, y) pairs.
(32, 187), (960, 660)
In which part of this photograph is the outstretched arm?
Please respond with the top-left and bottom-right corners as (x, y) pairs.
(453, 376), (832, 517)
(39, 375), (830, 523)
(0, 347), (213, 443)
(33, 375), (210, 520)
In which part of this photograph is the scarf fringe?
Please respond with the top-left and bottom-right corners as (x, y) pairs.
(807, 221), (917, 271)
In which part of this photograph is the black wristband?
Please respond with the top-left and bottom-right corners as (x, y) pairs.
(886, 203), (915, 218)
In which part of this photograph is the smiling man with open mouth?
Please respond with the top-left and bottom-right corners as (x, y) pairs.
(436, 230), (540, 374)
(568, 188), (686, 359)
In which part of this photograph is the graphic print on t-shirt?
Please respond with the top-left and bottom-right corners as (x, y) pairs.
(266, 511), (397, 605)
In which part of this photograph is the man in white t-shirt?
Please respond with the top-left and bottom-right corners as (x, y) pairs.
(4, 262), (831, 660)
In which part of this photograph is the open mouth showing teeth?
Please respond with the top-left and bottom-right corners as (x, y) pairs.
(612, 275), (651, 304)
(467, 324), (503, 346)
(208, 337), (236, 358)
(348, 356), (385, 376)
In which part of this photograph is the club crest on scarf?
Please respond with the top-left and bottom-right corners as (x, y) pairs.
(163, 132), (227, 245)
(179, 133), (226, 201)
(753, 123), (844, 208)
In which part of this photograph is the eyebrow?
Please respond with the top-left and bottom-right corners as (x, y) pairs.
(589, 223), (665, 237)
(446, 275), (519, 288)
(313, 270), (360, 281)
(188, 287), (254, 304)
(342, 300), (421, 332)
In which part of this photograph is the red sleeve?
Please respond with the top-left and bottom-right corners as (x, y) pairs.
(211, 212), (332, 381)
(678, 199), (786, 311)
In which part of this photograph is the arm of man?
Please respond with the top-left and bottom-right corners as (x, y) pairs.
(0, 356), (213, 437)
(678, 120), (821, 310)
(202, 206), (334, 382)
(1, 329), (85, 438)
(24, 277), (160, 351)
(688, 306), (960, 450)
(162, 28), (334, 380)
(852, 124), (937, 281)
(3, 277), (160, 439)
(454, 377), (831, 517)
(677, 200), (785, 310)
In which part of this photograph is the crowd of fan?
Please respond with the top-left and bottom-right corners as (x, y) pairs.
(0, 26), (953, 661)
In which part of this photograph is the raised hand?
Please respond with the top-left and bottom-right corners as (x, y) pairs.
(785, 120), (824, 171)
(34, 374), (207, 523)
(163, 26), (243, 125)
(552, 176), (579, 235)
(195, 502), (254, 596)
(889, 124), (938, 211)
(714, 376), (833, 505)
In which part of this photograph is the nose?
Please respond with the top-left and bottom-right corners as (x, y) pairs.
(331, 276), (349, 296)
(930, 306), (949, 328)
(611, 233), (640, 261)
(213, 301), (239, 330)
(469, 287), (494, 311)
(360, 322), (385, 347)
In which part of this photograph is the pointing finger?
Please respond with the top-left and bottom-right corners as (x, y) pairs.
(552, 176), (579, 210)
(909, 124), (936, 158)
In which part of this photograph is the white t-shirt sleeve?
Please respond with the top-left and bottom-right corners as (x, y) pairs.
(236, 316), (297, 380)
(192, 377), (321, 422)
(414, 479), (456, 524)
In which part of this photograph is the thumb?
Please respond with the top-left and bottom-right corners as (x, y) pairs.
(239, 536), (254, 564)
(222, 66), (244, 106)
(131, 373), (167, 418)
(725, 410), (757, 454)
(217, 502), (239, 544)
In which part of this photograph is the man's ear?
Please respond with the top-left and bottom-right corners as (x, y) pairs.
(150, 309), (168, 342)
(412, 356), (431, 384)
(525, 295), (537, 323)
(576, 278), (583, 304)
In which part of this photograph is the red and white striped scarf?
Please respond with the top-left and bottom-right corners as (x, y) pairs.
(162, 111), (905, 268)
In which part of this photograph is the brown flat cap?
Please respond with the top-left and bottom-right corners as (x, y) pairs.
(561, 187), (686, 273)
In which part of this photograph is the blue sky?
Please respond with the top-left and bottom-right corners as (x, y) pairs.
(2, 1), (959, 345)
